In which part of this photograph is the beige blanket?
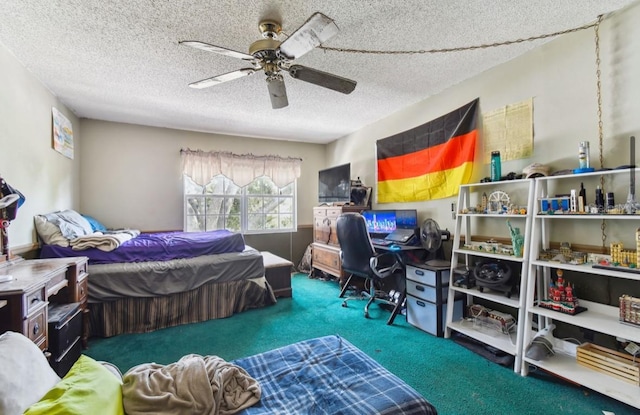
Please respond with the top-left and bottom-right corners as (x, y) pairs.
(69, 229), (140, 251)
(122, 354), (261, 415)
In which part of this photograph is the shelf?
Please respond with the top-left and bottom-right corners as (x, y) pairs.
(523, 350), (640, 409)
(450, 285), (521, 308)
(535, 213), (640, 220)
(458, 213), (528, 218)
(459, 178), (532, 189)
(528, 300), (640, 343)
(454, 248), (526, 263)
(531, 260), (640, 281)
(448, 319), (518, 355)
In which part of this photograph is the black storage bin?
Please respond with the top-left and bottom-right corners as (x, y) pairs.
(48, 302), (82, 357)
(50, 336), (82, 377)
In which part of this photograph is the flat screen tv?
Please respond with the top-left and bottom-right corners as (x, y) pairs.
(318, 163), (351, 204)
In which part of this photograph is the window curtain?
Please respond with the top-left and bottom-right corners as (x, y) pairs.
(180, 149), (302, 188)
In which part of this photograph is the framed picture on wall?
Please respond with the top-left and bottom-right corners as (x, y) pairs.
(52, 107), (74, 159)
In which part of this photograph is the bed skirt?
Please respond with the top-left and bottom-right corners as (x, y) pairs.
(89, 277), (277, 337)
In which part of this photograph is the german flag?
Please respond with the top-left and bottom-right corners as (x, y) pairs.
(376, 98), (479, 203)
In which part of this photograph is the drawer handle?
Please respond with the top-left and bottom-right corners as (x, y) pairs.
(80, 287), (85, 296)
(416, 300), (426, 307)
(414, 270), (424, 276)
(33, 322), (40, 335)
(416, 285), (425, 292)
(31, 297), (40, 304)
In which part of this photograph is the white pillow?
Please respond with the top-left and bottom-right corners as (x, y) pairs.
(34, 215), (69, 246)
(0, 331), (61, 415)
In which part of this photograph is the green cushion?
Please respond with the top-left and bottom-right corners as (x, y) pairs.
(24, 354), (124, 415)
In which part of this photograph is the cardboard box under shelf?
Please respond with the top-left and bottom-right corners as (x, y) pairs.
(576, 343), (640, 386)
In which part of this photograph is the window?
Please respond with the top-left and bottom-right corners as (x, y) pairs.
(184, 175), (296, 234)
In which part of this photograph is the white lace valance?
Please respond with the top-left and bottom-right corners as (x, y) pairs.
(180, 149), (302, 188)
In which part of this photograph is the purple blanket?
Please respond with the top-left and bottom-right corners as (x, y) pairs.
(40, 230), (246, 265)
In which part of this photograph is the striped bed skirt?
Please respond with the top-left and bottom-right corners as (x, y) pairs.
(88, 277), (277, 337)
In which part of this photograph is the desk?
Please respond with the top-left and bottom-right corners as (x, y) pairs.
(0, 257), (89, 350)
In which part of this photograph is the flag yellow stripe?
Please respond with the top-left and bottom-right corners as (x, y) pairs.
(377, 162), (473, 203)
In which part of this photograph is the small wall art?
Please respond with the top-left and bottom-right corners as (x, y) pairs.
(52, 107), (74, 159)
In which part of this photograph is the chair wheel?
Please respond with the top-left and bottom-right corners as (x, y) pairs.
(342, 302), (348, 308)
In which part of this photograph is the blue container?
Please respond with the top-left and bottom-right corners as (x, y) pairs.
(490, 151), (502, 182)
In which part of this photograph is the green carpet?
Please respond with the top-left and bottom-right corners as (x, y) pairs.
(85, 273), (636, 415)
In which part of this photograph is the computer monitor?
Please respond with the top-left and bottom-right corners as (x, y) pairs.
(361, 210), (396, 234)
(395, 209), (418, 229)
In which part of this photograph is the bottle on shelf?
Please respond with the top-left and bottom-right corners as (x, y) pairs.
(490, 151), (502, 182)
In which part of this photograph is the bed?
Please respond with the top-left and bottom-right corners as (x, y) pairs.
(35, 210), (277, 337)
(120, 335), (437, 415)
(232, 335), (437, 414)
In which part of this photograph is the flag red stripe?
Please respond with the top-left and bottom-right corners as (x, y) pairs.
(377, 130), (476, 182)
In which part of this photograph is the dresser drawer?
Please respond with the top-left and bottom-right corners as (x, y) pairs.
(25, 286), (47, 316)
(46, 270), (68, 297)
(73, 276), (89, 304)
(406, 265), (450, 287)
(406, 279), (448, 304)
(26, 302), (47, 347)
(312, 244), (341, 269)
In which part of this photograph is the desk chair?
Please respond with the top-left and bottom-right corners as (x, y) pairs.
(336, 213), (405, 320)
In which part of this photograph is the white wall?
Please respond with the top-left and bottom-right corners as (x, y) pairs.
(79, 120), (325, 230)
(0, 41), (81, 249)
(328, 3), (640, 247)
(2, 2), (639, 250)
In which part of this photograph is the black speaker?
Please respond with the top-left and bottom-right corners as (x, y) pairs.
(350, 186), (368, 206)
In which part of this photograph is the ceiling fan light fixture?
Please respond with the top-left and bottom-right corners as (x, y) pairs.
(266, 73), (288, 109)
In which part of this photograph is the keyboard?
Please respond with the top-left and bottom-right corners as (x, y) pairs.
(371, 238), (392, 246)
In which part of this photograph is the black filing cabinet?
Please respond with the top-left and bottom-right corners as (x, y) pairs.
(405, 262), (464, 337)
(48, 302), (82, 377)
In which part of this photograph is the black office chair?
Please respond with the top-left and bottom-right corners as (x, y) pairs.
(336, 213), (405, 319)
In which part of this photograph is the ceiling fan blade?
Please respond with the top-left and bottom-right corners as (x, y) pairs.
(179, 40), (256, 62)
(288, 65), (356, 94)
(188, 68), (257, 89)
(278, 12), (339, 60)
(266, 74), (288, 109)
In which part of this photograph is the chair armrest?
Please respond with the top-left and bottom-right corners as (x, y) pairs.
(370, 252), (404, 279)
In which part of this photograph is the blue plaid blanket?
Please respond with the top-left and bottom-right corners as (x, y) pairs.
(233, 335), (437, 414)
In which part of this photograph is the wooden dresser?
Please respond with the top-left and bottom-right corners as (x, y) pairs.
(0, 257), (89, 351)
(311, 205), (367, 283)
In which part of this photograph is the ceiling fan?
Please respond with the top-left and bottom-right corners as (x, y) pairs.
(179, 12), (357, 109)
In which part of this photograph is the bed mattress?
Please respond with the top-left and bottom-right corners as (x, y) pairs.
(40, 229), (246, 264)
(233, 335), (437, 415)
(88, 248), (264, 302)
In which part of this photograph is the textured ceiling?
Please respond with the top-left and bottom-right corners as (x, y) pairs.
(0, 0), (636, 144)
